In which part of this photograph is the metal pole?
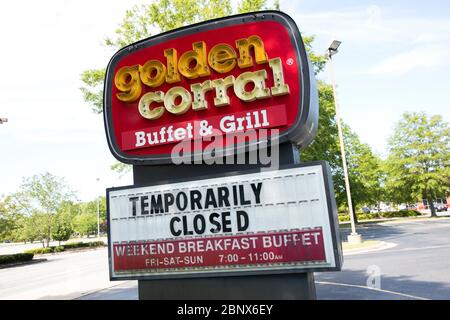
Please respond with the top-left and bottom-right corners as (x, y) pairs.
(327, 54), (362, 243)
(97, 198), (100, 240)
(96, 178), (100, 240)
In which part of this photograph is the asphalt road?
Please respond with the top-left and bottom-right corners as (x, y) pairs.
(0, 248), (129, 300)
(1, 218), (449, 300)
(315, 217), (450, 300)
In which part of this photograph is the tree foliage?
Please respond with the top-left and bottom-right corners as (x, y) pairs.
(80, 69), (105, 115)
(73, 212), (98, 237)
(301, 82), (344, 206)
(0, 199), (15, 241)
(301, 82), (340, 164)
(343, 124), (384, 209)
(52, 212), (73, 245)
(384, 112), (450, 216)
(1, 196), (28, 242)
(237, 0), (279, 13)
(13, 173), (74, 246)
(20, 173), (74, 215)
(80, 197), (106, 221)
(1, 173), (111, 243)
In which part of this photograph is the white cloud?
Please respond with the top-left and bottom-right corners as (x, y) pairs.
(286, 2), (450, 75)
(369, 46), (450, 75)
(289, 3), (450, 44)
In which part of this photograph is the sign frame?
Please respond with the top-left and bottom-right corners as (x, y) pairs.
(103, 10), (318, 165)
(106, 161), (343, 281)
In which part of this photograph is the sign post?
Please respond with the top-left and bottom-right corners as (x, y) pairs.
(103, 11), (342, 299)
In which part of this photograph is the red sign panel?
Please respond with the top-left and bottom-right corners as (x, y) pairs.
(113, 229), (326, 272)
(103, 11), (318, 164)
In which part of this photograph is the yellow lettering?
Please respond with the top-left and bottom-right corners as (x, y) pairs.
(114, 65), (142, 102)
(269, 58), (290, 96)
(234, 70), (270, 102)
(164, 48), (181, 84)
(190, 80), (213, 111)
(140, 60), (166, 88)
(212, 75), (235, 107)
(164, 87), (192, 115)
(208, 44), (237, 74)
(235, 35), (268, 68)
(138, 91), (165, 120)
(178, 41), (210, 79)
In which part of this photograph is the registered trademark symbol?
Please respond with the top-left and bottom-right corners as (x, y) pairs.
(286, 58), (294, 65)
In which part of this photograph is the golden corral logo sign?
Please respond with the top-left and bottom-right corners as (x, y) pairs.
(103, 11), (318, 164)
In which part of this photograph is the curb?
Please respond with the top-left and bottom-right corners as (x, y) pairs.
(339, 215), (450, 228)
(343, 241), (397, 256)
(378, 216), (450, 225)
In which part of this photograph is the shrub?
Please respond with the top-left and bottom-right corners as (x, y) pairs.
(87, 241), (105, 247)
(24, 247), (55, 255)
(338, 210), (422, 223)
(62, 241), (105, 250)
(339, 213), (375, 222)
(381, 210), (421, 218)
(23, 241), (105, 255)
(358, 213), (376, 220)
(61, 242), (85, 249)
(0, 253), (34, 265)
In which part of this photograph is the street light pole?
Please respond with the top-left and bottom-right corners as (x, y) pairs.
(96, 178), (101, 240)
(326, 40), (362, 244)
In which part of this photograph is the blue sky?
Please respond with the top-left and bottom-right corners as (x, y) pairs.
(0, 0), (449, 201)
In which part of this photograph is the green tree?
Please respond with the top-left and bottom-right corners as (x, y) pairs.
(17, 212), (50, 247)
(385, 112), (450, 216)
(301, 82), (344, 207)
(73, 212), (98, 237)
(0, 197), (17, 241)
(1, 194), (34, 242)
(75, 197), (107, 235)
(343, 124), (384, 210)
(52, 212), (73, 246)
(237, 0), (279, 13)
(81, 197), (106, 221)
(15, 173), (75, 247)
(57, 200), (82, 220)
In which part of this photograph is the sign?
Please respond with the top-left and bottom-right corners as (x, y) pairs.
(106, 162), (342, 280)
(103, 11), (318, 165)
